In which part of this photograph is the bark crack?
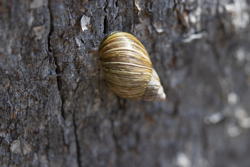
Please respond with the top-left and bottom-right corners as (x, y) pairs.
(47, 1), (66, 165)
(47, 0), (65, 120)
(103, 0), (109, 34)
(47, 2), (81, 167)
(73, 113), (82, 167)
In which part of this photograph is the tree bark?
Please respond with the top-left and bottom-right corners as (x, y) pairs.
(1, 0), (250, 167)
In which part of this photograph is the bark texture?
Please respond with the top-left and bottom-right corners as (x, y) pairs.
(1, 0), (250, 167)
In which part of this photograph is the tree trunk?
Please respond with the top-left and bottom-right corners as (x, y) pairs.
(1, 0), (250, 167)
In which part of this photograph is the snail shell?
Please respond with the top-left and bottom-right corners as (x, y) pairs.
(99, 32), (166, 101)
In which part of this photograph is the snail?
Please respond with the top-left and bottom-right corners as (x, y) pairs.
(98, 32), (166, 101)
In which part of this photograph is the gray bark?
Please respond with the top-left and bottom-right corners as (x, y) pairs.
(1, 0), (250, 167)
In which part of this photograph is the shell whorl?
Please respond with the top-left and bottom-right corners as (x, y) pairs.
(99, 32), (166, 101)
(143, 69), (166, 101)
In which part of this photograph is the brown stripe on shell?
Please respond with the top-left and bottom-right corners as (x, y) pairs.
(101, 62), (152, 70)
(99, 32), (146, 49)
(100, 37), (145, 52)
(102, 63), (152, 86)
(100, 53), (151, 67)
(106, 82), (146, 98)
(103, 72), (151, 87)
(99, 39), (149, 60)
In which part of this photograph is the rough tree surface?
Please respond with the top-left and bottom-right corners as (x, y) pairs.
(1, 0), (250, 167)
